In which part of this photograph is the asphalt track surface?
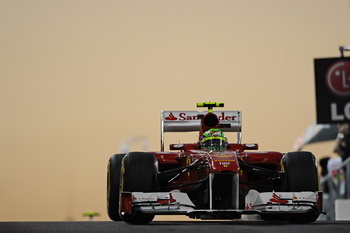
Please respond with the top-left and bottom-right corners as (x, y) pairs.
(1, 220), (350, 233)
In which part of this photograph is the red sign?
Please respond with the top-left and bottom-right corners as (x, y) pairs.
(326, 61), (350, 98)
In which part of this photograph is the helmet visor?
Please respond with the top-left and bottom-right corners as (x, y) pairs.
(200, 137), (228, 151)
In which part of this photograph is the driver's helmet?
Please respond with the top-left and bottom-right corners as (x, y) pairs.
(200, 129), (228, 151)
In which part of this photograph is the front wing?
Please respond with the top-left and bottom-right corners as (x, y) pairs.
(120, 189), (323, 220)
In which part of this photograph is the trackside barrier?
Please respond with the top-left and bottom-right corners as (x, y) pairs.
(320, 156), (350, 220)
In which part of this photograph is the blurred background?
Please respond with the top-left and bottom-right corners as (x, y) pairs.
(1, 0), (349, 221)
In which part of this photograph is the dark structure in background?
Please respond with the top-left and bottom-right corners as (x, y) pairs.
(314, 46), (350, 124)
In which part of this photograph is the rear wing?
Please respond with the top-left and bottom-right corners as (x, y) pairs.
(161, 111), (242, 151)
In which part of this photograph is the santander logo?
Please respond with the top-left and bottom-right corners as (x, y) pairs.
(165, 113), (177, 120)
(164, 112), (237, 121)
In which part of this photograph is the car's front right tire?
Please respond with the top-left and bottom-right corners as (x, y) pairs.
(107, 153), (125, 221)
(120, 152), (158, 224)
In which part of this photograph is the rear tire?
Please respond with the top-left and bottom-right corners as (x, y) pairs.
(282, 151), (320, 223)
(120, 152), (158, 224)
(107, 154), (125, 221)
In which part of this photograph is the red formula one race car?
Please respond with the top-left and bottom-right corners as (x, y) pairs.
(107, 102), (323, 224)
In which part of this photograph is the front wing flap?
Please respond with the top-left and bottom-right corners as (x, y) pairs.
(120, 190), (195, 215)
(245, 189), (321, 212)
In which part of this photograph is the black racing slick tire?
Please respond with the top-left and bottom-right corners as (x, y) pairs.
(107, 153), (125, 221)
(282, 151), (319, 192)
(282, 151), (320, 223)
(120, 152), (158, 224)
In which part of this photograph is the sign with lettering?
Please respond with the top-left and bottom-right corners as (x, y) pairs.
(314, 58), (350, 123)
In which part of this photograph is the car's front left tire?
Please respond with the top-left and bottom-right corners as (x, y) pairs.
(282, 151), (320, 223)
